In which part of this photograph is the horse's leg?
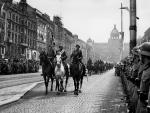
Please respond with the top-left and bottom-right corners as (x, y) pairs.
(79, 76), (83, 93)
(43, 75), (47, 95)
(76, 78), (80, 95)
(64, 75), (69, 92)
(60, 79), (63, 92)
(47, 76), (51, 93)
(45, 76), (48, 95)
(55, 81), (58, 91)
(73, 77), (78, 95)
(51, 77), (54, 91)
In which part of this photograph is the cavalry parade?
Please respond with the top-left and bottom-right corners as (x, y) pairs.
(0, 0), (150, 113)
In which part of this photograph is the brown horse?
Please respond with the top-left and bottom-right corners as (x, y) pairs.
(70, 61), (84, 95)
(39, 52), (54, 95)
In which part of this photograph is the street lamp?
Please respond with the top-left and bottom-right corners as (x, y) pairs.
(120, 1), (139, 54)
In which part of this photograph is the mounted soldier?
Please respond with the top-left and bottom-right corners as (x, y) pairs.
(70, 44), (86, 75)
(70, 44), (86, 95)
(56, 45), (69, 77)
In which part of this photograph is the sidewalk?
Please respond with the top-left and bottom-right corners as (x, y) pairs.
(0, 81), (42, 106)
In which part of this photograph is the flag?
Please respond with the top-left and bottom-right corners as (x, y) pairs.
(1, 3), (5, 16)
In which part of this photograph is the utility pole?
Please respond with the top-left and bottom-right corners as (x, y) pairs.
(120, 3), (124, 61)
(129, 0), (137, 54)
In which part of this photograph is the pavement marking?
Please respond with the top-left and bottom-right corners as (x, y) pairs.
(0, 81), (43, 106)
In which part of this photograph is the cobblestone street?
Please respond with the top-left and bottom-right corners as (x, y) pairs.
(0, 69), (127, 113)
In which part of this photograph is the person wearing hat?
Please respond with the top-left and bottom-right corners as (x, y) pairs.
(128, 46), (141, 113)
(56, 45), (69, 76)
(135, 42), (150, 113)
(70, 44), (86, 76)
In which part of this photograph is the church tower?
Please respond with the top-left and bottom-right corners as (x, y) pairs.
(108, 25), (123, 62)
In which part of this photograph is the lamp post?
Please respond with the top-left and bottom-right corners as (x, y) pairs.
(119, 3), (124, 61)
(129, 0), (137, 54)
(120, 0), (138, 55)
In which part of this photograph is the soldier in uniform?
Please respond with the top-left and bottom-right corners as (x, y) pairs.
(70, 44), (86, 76)
(136, 42), (150, 113)
(128, 46), (140, 113)
(56, 45), (69, 77)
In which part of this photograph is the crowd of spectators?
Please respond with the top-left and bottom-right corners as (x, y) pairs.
(115, 42), (150, 113)
(0, 58), (39, 75)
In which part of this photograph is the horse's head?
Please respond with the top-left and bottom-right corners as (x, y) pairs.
(56, 54), (62, 68)
(39, 52), (47, 64)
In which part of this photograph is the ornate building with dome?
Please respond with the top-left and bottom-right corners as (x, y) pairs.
(92, 25), (129, 63)
(108, 25), (123, 62)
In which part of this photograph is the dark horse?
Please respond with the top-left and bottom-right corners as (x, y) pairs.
(39, 52), (54, 94)
(70, 60), (84, 95)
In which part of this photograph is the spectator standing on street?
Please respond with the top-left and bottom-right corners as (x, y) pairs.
(136, 42), (150, 113)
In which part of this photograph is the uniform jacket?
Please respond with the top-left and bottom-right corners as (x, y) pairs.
(56, 49), (67, 61)
(71, 49), (83, 62)
(140, 62), (150, 93)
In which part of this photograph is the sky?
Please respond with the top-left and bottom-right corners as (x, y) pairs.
(14, 0), (150, 43)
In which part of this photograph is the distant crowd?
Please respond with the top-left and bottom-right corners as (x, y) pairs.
(87, 58), (114, 75)
(0, 58), (39, 75)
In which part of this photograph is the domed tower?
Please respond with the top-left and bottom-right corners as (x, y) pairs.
(108, 25), (123, 62)
(87, 38), (95, 61)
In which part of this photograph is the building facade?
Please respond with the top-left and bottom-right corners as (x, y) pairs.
(0, 2), (6, 59)
(0, 0), (37, 59)
(0, 1), (90, 63)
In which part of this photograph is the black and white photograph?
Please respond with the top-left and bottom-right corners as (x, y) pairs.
(0, 0), (149, 113)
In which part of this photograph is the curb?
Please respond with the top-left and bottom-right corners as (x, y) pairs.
(0, 81), (43, 106)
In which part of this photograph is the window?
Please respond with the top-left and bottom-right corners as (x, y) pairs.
(15, 34), (17, 44)
(2, 47), (5, 54)
(8, 21), (11, 29)
(16, 16), (18, 23)
(12, 23), (14, 31)
(12, 33), (14, 43)
(8, 31), (11, 38)
(12, 14), (15, 21)
(8, 12), (11, 19)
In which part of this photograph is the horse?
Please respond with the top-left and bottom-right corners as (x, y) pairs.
(39, 52), (54, 95)
(55, 54), (65, 94)
(70, 60), (84, 95)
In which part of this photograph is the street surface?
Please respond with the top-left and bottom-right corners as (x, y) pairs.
(0, 69), (127, 113)
(0, 71), (42, 89)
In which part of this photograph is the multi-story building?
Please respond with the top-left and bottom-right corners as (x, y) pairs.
(36, 10), (54, 60)
(1, 0), (37, 59)
(0, 2), (6, 59)
(53, 16), (64, 50)
(0, 1), (89, 62)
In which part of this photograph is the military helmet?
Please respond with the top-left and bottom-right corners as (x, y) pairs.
(132, 46), (140, 55)
(139, 42), (150, 57)
(59, 45), (63, 49)
(76, 44), (80, 48)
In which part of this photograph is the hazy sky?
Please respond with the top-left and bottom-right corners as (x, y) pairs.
(14, 0), (150, 43)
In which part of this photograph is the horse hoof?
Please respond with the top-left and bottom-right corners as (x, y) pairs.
(79, 90), (82, 93)
(64, 90), (67, 92)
